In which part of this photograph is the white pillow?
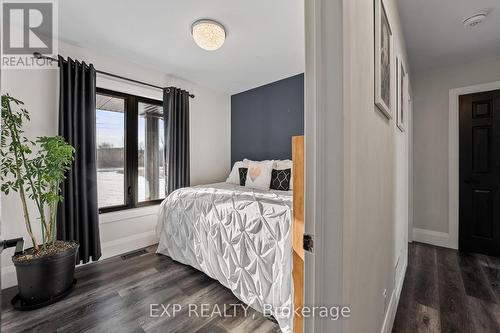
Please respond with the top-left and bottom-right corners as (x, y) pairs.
(226, 160), (249, 184)
(276, 159), (292, 169)
(245, 160), (274, 190)
(276, 159), (293, 190)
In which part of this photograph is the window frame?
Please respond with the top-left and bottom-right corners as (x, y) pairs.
(96, 88), (165, 214)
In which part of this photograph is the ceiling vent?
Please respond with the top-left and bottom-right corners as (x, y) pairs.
(463, 13), (487, 28)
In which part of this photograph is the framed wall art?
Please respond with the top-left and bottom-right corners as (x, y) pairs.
(374, 0), (393, 119)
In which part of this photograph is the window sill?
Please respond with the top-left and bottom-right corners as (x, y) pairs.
(99, 204), (161, 224)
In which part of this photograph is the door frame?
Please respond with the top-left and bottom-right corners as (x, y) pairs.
(304, 0), (344, 332)
(448, 80), (500, 250)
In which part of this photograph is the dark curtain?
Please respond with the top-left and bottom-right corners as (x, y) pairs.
(57, 56), (101, 264)
(164, 87), (190, 194)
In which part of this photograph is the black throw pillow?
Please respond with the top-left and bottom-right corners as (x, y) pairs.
(270, 168), (291, 191)
(238, 167), (248, 186)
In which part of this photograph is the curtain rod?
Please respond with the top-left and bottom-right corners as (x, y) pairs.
(33, 52), (195, 98)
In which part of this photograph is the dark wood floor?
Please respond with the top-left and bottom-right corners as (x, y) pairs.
(7, 242), (498, 332)
(1, 245), (280, 333)
(393, 242), (500, 333)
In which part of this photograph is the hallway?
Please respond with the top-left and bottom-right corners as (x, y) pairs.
(393, 242), (500, 332)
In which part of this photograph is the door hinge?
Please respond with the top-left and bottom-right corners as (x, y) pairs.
(303, 234), (314, 253)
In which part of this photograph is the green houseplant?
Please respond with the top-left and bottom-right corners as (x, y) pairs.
(1, 94), (79, 309)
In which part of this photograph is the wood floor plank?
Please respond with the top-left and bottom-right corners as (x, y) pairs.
(230, 313), (280, 333)
(194, 322), (230, 333)
(413, 243), (440, 309)
(414, 303), (441, 333)
(1, 245), (280, 333)
(465, 296), (500, 332)
(210, 295), (258, 331)
(393, 242), (500, 333)
(1, 267), (157, 331)
(458, 252), (498, 304)
(435, 247), (475, 333)
(480, 255), (500, 302)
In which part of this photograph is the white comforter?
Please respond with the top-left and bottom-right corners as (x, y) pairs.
(156, 182), (293, 332)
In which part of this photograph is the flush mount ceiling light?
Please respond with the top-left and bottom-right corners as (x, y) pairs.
(191, 19), (226, 51)
(463, 13), (487, 28)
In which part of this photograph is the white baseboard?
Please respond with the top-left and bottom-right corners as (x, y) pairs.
(412, 228), (455, 249)
(1, 230), (158, 290)
(380, 260), (407, 333)
(100, 230), (158, 260)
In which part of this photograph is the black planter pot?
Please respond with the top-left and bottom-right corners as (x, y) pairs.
(12, 243), (79, 310)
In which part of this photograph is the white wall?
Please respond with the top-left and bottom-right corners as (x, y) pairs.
(1, 41), (231, 288)
(413, 55), (500, 240)
(342, 0), (410, 332)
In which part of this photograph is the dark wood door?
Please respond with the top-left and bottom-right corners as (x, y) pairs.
(459, 89), (500, 257)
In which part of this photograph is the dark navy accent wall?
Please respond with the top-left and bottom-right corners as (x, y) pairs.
(231, 73), (304, 165)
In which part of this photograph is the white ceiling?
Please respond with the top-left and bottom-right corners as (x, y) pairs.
(58, 0), (305, 95)
(398, 0), (500, 73)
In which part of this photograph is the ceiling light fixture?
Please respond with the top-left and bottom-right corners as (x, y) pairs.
(191, 19), (226, 51)
(463, 13), (487, 28)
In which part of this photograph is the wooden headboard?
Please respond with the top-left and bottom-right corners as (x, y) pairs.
(292, 135), (304, 333)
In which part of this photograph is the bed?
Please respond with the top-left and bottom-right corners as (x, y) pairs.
(156, 182), (293, 332)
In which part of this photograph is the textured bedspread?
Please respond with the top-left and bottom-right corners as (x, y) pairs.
(156, 182), (293, 332)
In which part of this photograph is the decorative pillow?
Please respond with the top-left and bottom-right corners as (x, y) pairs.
(276, 159), (293, 190)
(226, 160), (249, 184)
(238, 167), (248, 186)
(245, 160), (274, 190)
(270, 168), (291, 191)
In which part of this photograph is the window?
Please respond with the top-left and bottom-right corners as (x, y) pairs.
(96, 94), (126, 208)
(96, 88), (166, 213)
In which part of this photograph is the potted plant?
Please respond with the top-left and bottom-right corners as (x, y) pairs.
(1, 94), (78, 310)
